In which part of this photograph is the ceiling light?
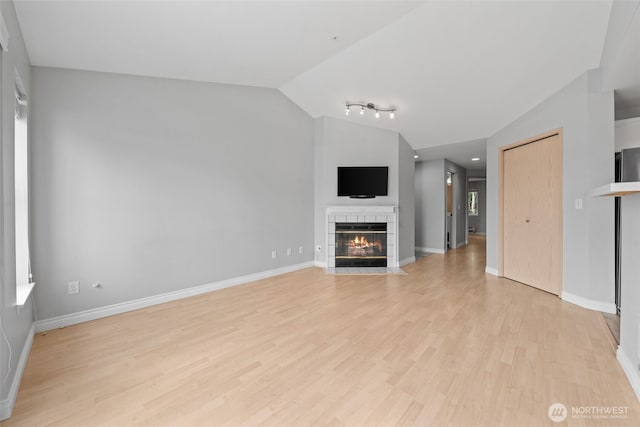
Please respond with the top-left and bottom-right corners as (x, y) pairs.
(345, 102), (396, 119)
(472, 157), (480, 161)
(414, 155), (419, 159)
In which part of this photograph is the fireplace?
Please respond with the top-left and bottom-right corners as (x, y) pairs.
(335, 223), (387, 267)
(325, 206), (397, 269)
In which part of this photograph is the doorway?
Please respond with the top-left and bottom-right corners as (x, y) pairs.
(499, 129), (563, 295)
(446, 171), (455, 249)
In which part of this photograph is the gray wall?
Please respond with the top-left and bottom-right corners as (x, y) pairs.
(30, 67), (315, 320)
(445, 160), (467, 248)
(0, 0), (34, 404)
(616, 118), (640, 151)
(620, 191), (640, 393)
(486, 70), (614, 305)
(398, 135), (415, 263)
(467, 179), (486, 234)
(415, 159), (445, 252)
(600, 0), (640, 395)
(618, 120), (640, 388)
(313, 117), (400, 264)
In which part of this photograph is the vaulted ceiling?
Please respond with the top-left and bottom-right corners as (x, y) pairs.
(15, 1), (613, 152)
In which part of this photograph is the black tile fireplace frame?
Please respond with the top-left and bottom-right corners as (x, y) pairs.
(335, 222), (387, 267)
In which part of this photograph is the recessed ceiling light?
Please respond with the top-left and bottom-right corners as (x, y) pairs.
(472, 157), (480, 161)
(414, 155), (419, 159)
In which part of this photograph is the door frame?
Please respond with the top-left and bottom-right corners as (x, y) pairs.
(498, 128), (563, 282)
(446, 171), (455, 250)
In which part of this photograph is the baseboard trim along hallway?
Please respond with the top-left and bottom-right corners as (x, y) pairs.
(561, 291), (617, 314)
(415, 246), (446, 255)
(485, 266), (499, 276)
(399, 256), (416, 266)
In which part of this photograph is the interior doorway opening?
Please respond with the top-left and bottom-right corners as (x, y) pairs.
(446, 171), (455, 249)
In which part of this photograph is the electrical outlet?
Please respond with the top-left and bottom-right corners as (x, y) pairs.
(298, 246), (303, 254)
(286, 248), (292, 256)
(271, 250), (277, 259)
(68, 281), (79, 294)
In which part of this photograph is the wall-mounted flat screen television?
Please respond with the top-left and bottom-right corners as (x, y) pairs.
(337, 166), (388, 198)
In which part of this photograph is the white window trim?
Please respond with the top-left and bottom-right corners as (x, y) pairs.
(14, 70), (34, 307)
(0, 9), (9, 51)
(16, 283), (35, 307)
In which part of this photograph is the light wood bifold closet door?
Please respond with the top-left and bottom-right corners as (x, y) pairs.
(503, 133), (562, 295)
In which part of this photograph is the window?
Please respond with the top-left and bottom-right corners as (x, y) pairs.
(468, 191), (479, 216)
(14, 74), (33, 306)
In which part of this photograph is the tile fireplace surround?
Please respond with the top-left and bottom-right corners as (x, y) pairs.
(325, 206), (398, 269)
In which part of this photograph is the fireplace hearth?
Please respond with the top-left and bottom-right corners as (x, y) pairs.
(335, 223), (387, 267)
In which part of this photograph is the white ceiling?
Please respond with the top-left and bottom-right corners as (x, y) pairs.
(15, 0), (613, 156)
(14, 1), (421, 88)
(415, 138), (487, 171)
(281, 1), (612, 150)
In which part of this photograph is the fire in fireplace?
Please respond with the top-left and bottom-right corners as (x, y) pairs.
(335, 223), (387, 267)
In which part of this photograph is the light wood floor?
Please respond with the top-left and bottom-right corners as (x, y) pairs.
(5, 236), (639, 426)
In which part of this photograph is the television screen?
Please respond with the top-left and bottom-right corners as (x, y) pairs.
(337, 166), (388, 198)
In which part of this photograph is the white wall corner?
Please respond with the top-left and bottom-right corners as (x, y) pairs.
(35, 261), (315, 333)
(561, 291), (617, 314)
(0, 325), (34, 421)
(485, 266), (499, 276)
(617, 347), (640, 402)
(399, 256), (416, 266)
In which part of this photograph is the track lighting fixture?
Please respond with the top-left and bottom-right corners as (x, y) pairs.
(345, 102), (396, 119)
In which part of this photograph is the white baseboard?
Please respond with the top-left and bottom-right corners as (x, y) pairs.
(485, 266), (499, 276)
(415, 246), (445, 255)
(399, 256), (416, 266)
(0, 325), (34, 421)
(314, 260), (327, 268)
(35, 261), (315, 333)
(561, 291), (617, 314)
(617, 347), (640, 402)
(469, 232), (486, 235)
